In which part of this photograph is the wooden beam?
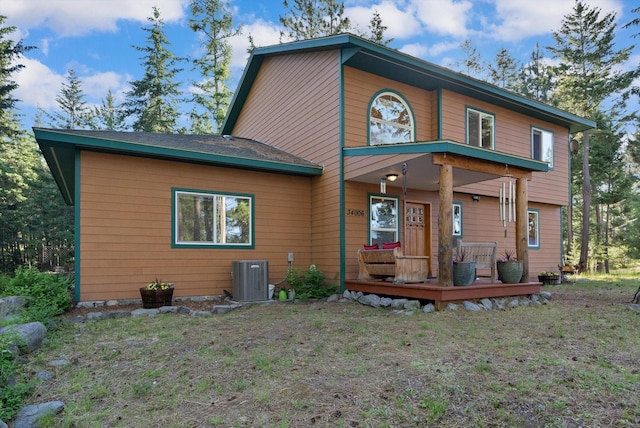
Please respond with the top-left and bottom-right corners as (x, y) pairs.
(433, 153), (532, 179)
(438, 164), (453, 286)
(515, 177), (529, 282)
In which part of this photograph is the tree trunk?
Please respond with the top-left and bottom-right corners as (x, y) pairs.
(579, 130), (591, 273)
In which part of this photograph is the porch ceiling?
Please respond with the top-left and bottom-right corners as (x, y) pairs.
(343, 140), (547, 192)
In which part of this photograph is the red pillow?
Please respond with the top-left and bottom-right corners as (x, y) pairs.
(363, 244), (379, 250)
(382, 241), (401, 249)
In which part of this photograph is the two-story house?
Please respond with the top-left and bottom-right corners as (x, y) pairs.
(35, 34), (594, 305)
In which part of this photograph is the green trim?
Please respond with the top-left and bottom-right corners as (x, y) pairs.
(223, 34), (595, 135)
(528, 208), (540, 249)
(171, 187), (255, 249)
(339, 55), (346, 293)
(74, 150), (81, 302)
(436, 88), (443, 140)
(366, 89), (416, 146)
(344, 140), (549, 172)
(530, 125), (555, 170)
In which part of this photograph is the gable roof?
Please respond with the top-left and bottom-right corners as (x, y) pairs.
(222, 33), (595, 135)
(33, 128), (323, 205)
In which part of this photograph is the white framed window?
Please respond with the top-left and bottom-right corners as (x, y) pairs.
(467, 107), (494, 149)
(453, 203), (462, 236)
(173, 189), (253, 247)
(369, 91), (415, 145)
(528, 209), (539, 248)
(531, 127), (554, 168)
(369, 195), (398, 245)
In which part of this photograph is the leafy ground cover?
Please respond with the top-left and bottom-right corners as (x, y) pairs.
(24, 276), (640, 427)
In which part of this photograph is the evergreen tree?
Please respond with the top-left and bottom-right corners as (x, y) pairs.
(280, 0), (351, 41)
(368, 10), (393, 46)
(93, 90), (127, 130)
(451, 39), (484, 78)
(42, 68), (95, 129)
(548, 0), (638, 271)
(488, 48), (519, 90)
(124, 7), (183, 133)
(189, 0), (239, 133)
(516, 43), (556, 103)
(0, 15), (35, 138)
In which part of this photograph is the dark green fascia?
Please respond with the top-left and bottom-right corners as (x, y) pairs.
(34, 129), (323, 205)
(343, 140), (549, 172)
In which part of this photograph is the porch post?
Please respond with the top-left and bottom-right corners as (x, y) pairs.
(438, 164), (453, 286)
(515, 177), (529, 282)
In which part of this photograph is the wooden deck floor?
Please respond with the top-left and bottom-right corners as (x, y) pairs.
(344, 278), (541, 310)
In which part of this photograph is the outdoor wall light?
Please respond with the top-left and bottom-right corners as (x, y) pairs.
(385, 174), (398, 182)
(471, 195), (481, 202)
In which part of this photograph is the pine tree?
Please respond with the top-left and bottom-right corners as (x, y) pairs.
(93, 90), (127, 130)
(189, 0), (239, 134)
(279, 0), (351, 41)
(0, 15), (35, 138)
(516, 43), (556, 103)
(368, 10), (393, 46)
(124, 7), (183, 133)
(42, 68), (95, 129)
(452, 40), (484, 78)
(548, 0), (638, 272)
(488, 48), (519, 90)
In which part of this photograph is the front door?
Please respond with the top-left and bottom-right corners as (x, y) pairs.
(404, 202), (432, 276)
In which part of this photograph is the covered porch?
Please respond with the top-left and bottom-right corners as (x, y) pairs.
(343, 140), (549, 288)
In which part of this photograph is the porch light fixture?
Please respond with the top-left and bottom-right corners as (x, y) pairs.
(471, 195), (480, 202)
(385, 174), (398, 182)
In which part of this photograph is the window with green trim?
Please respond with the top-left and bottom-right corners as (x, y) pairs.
(174, 189), (253, 247)
(467, 107), (494, 149)
(369, 92), (414, 145)
(531, 127), (554, 168)
(528, 209), (539, 248)
(369, 195), (398, 245)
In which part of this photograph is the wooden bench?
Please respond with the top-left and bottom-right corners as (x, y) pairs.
(357, 248), (429, 283)
(457, 241), (498, 283)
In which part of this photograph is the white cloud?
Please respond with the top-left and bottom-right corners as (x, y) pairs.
(347, 2), (422, 40)
(13, 58), (63, 110)
(230, 19), (282, 69)
(413, 0), (473, 38)
(4, 0), (188, 37)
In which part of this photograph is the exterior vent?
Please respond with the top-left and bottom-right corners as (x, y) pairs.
(231, 260), (269, 301)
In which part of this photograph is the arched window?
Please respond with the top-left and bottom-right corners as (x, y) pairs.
(369, 91), (415, 145)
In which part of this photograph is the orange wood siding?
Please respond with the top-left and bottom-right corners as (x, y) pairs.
(79, 151), (312, 302)
(343, 66), (434, 147)
(441, 89), (570, 206)
(230, 50), (343, 283)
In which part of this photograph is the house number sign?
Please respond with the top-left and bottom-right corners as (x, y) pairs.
(346, 209), (365, 217)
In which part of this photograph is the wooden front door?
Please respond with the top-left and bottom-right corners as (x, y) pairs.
(404, 202), (432, 276)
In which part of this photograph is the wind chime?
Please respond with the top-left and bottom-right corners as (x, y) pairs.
(499, 180), (516, 228)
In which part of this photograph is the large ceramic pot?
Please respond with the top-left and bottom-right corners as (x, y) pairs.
(453, 261), (476, 286)
(497, 261), (523, 283)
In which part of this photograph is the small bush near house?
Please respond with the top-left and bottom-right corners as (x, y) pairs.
(0, 333), (34, 421)
(286, 264), (337, 300)
(1, 266), (73, 324)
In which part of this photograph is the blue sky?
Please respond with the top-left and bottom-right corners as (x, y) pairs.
(4, 0), (639, 130)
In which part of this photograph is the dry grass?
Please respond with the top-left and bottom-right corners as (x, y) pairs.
(25, 278), (640, 427)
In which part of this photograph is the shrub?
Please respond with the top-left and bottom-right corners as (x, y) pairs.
(0, 333), (34, 420)
(286, 265), (337, 300)
(1, 266), (73, 323)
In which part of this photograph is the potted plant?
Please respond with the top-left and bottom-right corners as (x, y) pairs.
(453, 248), (476, 286)
(538, 271), (560, 285)
(139, 279), (174, 308)
(496, 250), (523, 283)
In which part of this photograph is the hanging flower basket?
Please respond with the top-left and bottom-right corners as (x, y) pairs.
(140, 279), (174, 309)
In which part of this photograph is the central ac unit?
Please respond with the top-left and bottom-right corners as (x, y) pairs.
(231, 260), (268, 301)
